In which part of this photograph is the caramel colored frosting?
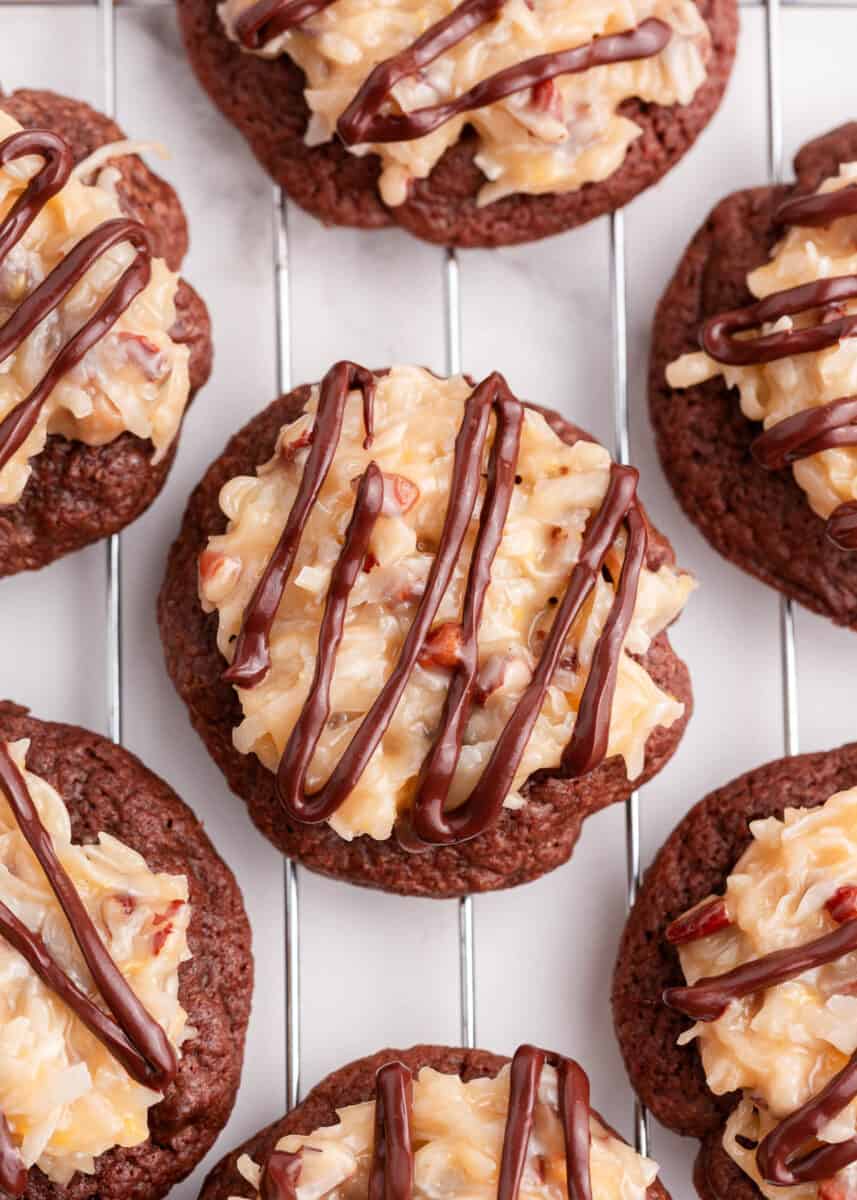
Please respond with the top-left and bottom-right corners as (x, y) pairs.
(200, 365), (693, 842)
(218, 0), (710, 207)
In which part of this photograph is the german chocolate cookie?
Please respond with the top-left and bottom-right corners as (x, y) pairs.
(176, 0), (737, 248)
(0, 700), (252, 1200)
(612, 742), (857, 1200)
(159, 363), (693, 897)
(0, 88), (212, 576)
(197, 1043), (671, 1200)
(651, 123), (857, 629)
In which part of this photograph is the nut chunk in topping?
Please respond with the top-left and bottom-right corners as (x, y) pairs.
(217, 0), (711, 208)
(666, 164), (857, 540)
(0, 111), (191, 506)
(200, 365), (693, 843)
(234, 1059), (660, 1200)
(672, 788), (857, 1200)
(0, 740), (191, 1186)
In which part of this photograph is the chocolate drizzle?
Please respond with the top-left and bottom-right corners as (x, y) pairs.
(0, 130), (153, 479)
(699, 185), (857, 551)
(500, 1047), (593, 1200)
(750, 394), (857, 549)
(222, 361), (377, 690)
(234, 0), (336, 50)
(752, 395), (857, 472)
(700, 275), (857, 367)
(0, 741), (178, 1195)
(233, 0), (671, 150)
(775, 183), (857, 229)
(664, 900), (857, 1183)
(664, 918), (857, 1022)
(260, 1046), (594, 1200)
(223, 362), (647, 847)
(337, 10), (671, 147)
(369, 1063), (414, 1200)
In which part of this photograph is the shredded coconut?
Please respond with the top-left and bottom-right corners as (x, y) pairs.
(218, 0), (710, 206)
(232, 1061), (660, 1200)
(676, 788), (857, 1200)
(201, 365), (694, 841)
(0, 111), (190, 505)
(0, 739), (192, 1185)
(667, 163), (857, 526)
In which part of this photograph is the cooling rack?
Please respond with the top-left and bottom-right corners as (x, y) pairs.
(1, 0), (855, 1192)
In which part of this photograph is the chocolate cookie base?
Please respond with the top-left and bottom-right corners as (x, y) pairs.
(0, 700), (253, 1200)
(158, 381), (692, 898)
(650, 123), (857, 630)
(196, 1044), (672, 1200)
(175, 0), (737, 249)
(611, 741), (857, 1199)
(0, 89), (213, 577)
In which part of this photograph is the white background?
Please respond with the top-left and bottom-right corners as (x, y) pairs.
(1, 3), (856, 1197)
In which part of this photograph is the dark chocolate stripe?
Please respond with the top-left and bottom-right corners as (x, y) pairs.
(369, 1063), (414, 1200)
(411, 460), (644, 844)
(500, 1047), (592, 1200)
(756, 1052), (857, 1186)
(223, 361), (376, 689)
(337, 14), (671, 146)
(235, 0), (336, 48)
(558, 1059), (593, 1200)
(0, 744), (177, 1085)
(775, 183), (857, 229)
(407, 380), (522, 843)
(665, 906), (857, 1182)
(276, 372), (517, 825)
(275, 461), (384, 818)
(225, 363), (646, 846)
(0, 741), (178, 1190)
(560, 502), (646, 779)
(232, 0), (670, 152)
(260, 1046), (593, 1200)
(750, 394), (857, 550)
(700, 181), (857, 367)
(0, 894), (169, 1086)
(697, 187), (857, 552)
(499, 1045), (544, 1200)
(0, 131), (153, 473)
(700, 275), (857, 366)
(752, 395), (857, 471)
(664, 917), (857, 1022)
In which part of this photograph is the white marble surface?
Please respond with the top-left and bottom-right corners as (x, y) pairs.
(1, 5), (857, 1198)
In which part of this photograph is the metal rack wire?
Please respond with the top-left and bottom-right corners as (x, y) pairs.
(4, 0), (819, 1158)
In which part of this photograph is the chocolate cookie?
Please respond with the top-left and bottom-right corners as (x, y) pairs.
(196, 1043), (671, 1200)
(611, 741), (857, 1199)
(0, 88), (213, 577)
(158, 365), (693, 898)
(175, 0), (737, 248)
(0, 700), (253, 1200)
(650, 123), (857, 630)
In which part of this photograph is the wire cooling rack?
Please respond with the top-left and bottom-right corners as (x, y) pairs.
(2, 0), (847, 1179)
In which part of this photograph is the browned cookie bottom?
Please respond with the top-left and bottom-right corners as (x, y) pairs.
(158, 382), (692, 898)
(0, 700), (253, 1200)
(650, 123), (857, 629)
(197, 1045), (672, 1200)
(175, 0), (738, 248)
(0, 89), (213, 577)
(612, 741), (857, 1199)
